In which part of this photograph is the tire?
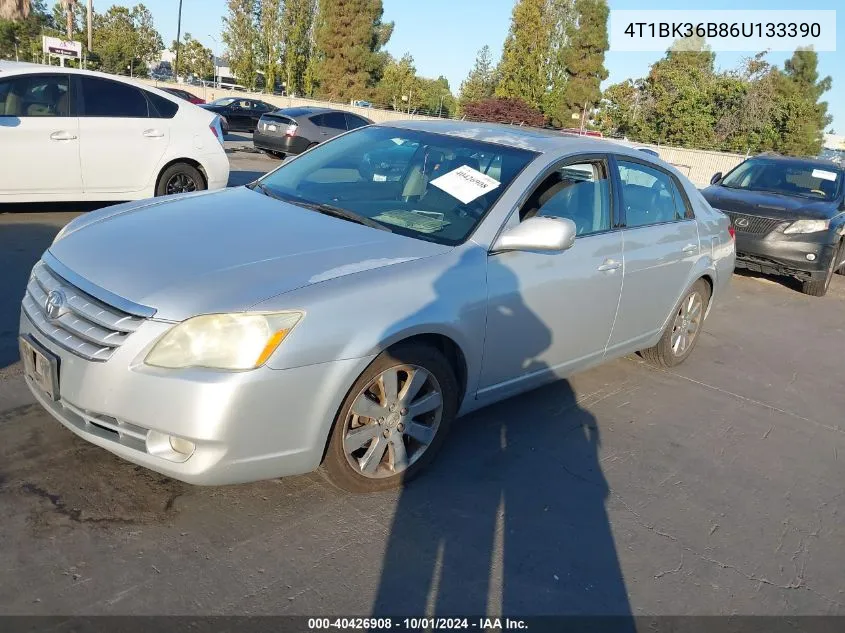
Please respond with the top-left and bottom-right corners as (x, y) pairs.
(641, 278), (711, 368)
(800, 245), (839, 296)
(155, 163), (205, 197)
(834, 241), (845, 275)
(320, 343), (459, 493)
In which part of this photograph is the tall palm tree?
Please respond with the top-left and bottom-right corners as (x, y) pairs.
(0, 0), (30, 21)
(61, 0), (77, 39)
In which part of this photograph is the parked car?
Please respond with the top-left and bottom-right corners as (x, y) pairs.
(159, 87), (205, 105)
(20, 121), (733, 492)
(253, 106), (373, 158)
(0, 62), (229, 202)
(200, 97), (275, 132)
(702, 155), (845, 296)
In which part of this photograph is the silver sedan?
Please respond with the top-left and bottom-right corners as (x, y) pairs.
(19, 121), (735, 492)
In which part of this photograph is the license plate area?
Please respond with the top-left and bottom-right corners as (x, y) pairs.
(20, 335), (60, 401)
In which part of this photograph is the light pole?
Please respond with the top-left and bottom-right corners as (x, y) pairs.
(174, 0), (183, 80)
(209, 34), (219, 89)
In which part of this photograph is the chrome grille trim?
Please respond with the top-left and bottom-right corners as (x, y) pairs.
(725, 212), (784, 235)
(22, 261), (147, 362)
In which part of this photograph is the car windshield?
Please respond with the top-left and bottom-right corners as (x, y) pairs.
(211, 97), (237, 106)
(254, 126), (537, 245)
(721, 158), (842, 200)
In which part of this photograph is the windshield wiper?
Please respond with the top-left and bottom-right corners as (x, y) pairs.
(295, 200), (392, 232)
(249, 184), (391, 232)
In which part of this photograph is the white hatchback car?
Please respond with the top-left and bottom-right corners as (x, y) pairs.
(0, 63), (229, 202)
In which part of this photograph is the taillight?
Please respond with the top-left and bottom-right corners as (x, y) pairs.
(285, 123), (298, 137)
(209, 123), (220, 141)
(728, 225), (736, 240)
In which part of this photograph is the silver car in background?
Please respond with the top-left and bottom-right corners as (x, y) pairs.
(19, 121), (735, 493)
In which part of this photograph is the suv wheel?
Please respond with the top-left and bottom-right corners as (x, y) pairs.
(800, 244), (840, 296)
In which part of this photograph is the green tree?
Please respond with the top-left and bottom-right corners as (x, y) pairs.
(774, 48), (832, 156)
(0, 0), (31, 21)
(495, 0), (551, 110)
(419, 75), (455, 117)
(258, 0), (282, 92)
(0, 0), (49, 62)
(281, 0), (315, 96)
(92, 4), (163, 76)
(542, 0), (575, 124)
(376, 52), (416, 110)
(458, 45), (496, 112)
(312, 0), (393, 101)
(558, 0), (608, 123)
(222, 0), (259, 89)
(595, 78), (641, 138)
(173, 33), (213, 81)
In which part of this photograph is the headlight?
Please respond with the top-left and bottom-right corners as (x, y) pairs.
(145, 312), (303, 370)
(783, 219), (829, 234)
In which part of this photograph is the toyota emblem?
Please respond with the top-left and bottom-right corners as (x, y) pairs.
(734, 218), (750, 228)
(45, 290), (67, 320)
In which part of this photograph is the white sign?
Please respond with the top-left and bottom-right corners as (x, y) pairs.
(430, 165), (500, 205)
(812, 169), (838, 182)
(42, 36), (82, 59)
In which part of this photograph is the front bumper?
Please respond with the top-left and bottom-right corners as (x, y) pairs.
(20, 311), (371, 485)
(252, 131), (310, 155)
(734, 232), (836, 280)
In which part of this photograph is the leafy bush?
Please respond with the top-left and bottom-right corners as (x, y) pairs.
(462, 97), (546, 127)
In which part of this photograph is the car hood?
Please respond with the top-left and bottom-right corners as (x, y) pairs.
(48, 187), (451, 321)
(702, 185), (839, 220)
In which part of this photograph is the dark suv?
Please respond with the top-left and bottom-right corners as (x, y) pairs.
(702, 155), (845, 296)
(252, 107), (373, 158)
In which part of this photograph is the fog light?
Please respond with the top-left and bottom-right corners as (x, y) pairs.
(146, 430), (195, 462)
(806, 253), (816, 261)
(169, 436), (196, 456)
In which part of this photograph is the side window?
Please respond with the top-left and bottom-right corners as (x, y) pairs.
(520, 161), (612, 236)
(617, 160), (686, 227)
(0, 74), (69, 117)
(309, 114), (325, 127)
(80, 77), (148, 117)
(254, 102), (271, 112)
(146, 91), (179, 119)
(345, 113), (369, 130)
(320, 112), (348, 130)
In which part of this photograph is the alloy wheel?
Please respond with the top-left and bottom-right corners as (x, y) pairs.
(343, 364), (443, 479)
(670, 290), (704, 357)
(165, 173), (198, 195)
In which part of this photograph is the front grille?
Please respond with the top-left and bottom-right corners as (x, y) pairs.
(21, 261), (146, 361)
(725, 212), (784, 235)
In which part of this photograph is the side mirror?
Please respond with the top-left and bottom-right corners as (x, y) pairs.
(492, 216), (577, 254)
(710, 172), (723, 185)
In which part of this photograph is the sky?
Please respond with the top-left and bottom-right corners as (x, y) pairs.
(99, 0), (844, 130)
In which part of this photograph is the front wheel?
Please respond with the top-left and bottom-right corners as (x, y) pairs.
(320, 344), (458, 493)
(800, 246), (839, 296)
(641, 279), (711, 368)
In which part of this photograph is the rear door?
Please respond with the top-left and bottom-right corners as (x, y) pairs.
(606, 157), (700, 354)
(0, 72), (82, 197)
(314, 112), (348, 141)
(76, 76), (170, 194)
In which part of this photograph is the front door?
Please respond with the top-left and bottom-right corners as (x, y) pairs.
(606, 158), (701, 354)
(0, 73), (82, 197)
(479, 158), (624, 399)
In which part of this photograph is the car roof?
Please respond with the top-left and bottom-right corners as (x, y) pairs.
(273, 106), (347, 118)
(746, 153), (844, 171)
(378, 119), (668, 160)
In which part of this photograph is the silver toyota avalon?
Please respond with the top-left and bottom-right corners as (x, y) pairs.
(19, 121), (735, 492)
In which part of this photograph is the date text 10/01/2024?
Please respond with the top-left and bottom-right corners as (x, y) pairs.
(307, 618), (529, 630)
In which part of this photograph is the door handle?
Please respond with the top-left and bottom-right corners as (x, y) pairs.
(142, 129), (165, 138)
(682, 243), (698, 253)
(50, 131), (77, 141)
(597, 259), (622, 272)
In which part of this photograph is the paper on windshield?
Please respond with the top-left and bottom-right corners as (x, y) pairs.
(430, 165), (500, 204)
(812, 168), (837, 182)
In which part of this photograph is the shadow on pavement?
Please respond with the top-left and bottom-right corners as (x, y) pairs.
(0, 223), (66, 369)
(732, 268), (804, 294)
(371, 255), (632, 620)
(227, 170), (267, 188)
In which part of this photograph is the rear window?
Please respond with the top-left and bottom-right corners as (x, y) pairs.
(80, 76), (149, 118)
(147, 91), (179, 118)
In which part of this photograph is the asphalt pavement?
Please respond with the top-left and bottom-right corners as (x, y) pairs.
(1, 145), (844, 616)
